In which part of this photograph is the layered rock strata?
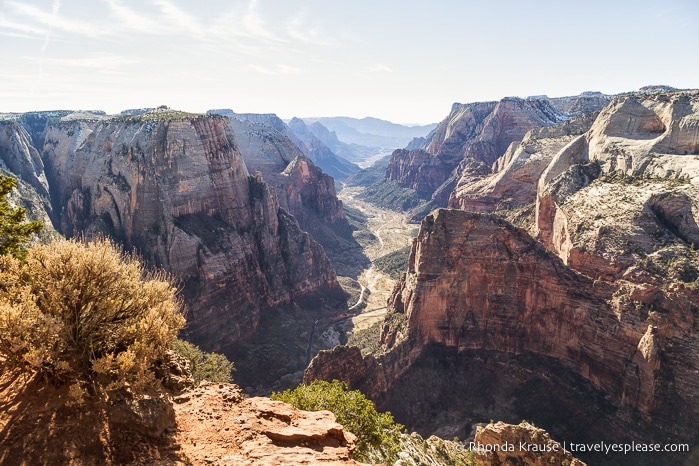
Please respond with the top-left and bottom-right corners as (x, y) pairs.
(35, 111), (346, 388)
(306, 209), (698, 465)
(0, 120), (55, 232)
(449, 112), (600, 212)
(383, 96), (597, 212)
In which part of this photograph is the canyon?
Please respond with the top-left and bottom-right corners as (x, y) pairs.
(0, 108), (349, 390)
(2, 89), (699, 465)
(307, 90), (699, 465)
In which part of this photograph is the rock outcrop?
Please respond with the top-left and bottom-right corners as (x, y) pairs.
(228, 116), (347, 229)
(0, 121), (50, 198)
(171, 382), (362, 465)
(307, 209), (699, 465)
(32, 110), (347, 388)
(0, 367), (362, 465)
(473, 421), (586, 466)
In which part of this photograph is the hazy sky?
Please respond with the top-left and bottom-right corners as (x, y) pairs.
(1, 0), (698, 124)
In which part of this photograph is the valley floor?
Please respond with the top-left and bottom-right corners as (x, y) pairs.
(332, 185), (416, 342)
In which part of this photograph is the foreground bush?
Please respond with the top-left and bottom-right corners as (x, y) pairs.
(171, 339), (234, 384)
(0, 238), (185, 393)
(272, 379), (404, 463)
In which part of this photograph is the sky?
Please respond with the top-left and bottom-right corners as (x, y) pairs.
(1, 0), (698, 125)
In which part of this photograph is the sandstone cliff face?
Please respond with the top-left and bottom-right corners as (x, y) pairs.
(547, 93), (613, 116)
(383, 96), (599, 213)
(0, 120), (55, 231)
(37, 111), (346, 388)
(0, 121), (50, 198)
(228, 117), (346, 226)
(447, 91), (699, 288)
(172, 383), (362, 465)
(307, 209), (698, 465)
(449, 112), (599, 212)
(533, 92), (699, 284)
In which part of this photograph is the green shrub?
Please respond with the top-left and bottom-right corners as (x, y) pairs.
(170, 339), (234, 384)
(0, 237), (185, 395)
(272, 379), (403, 463)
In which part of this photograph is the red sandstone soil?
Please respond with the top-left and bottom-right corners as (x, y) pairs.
(0, 369), (364, 465)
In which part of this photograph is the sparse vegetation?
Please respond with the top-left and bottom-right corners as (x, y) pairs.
(347, 320), (383, 355)
(115, 107), (205, 123)
(359, 179), (428, 211)
(170, 339), (234, 384)
(345, 157), (390, 187)
(272, 379), (404, 464)
(337, 275), (362, 306)
(0, 237), (185, 396)
(373, 246), (412, 279)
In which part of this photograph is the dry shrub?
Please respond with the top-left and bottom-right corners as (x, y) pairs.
(0, 238), (185, 393)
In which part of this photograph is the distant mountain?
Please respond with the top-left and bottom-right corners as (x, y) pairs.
(208, 109), (359, 181)
(285, 118), (360, 181)
(300, 116), (437, 149)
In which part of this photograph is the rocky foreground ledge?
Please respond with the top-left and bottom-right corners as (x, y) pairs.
(0, 364), (588, 465)
(169, 382), (362, 465)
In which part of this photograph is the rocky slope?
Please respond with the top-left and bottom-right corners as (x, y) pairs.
(0, 366), (363, 465)
(473, 421), (586, 466)
(1, 362), (589, 466)
(449, 112), (600, 212)
(5, 109), (347, 390)
(384, 98), (571, 205)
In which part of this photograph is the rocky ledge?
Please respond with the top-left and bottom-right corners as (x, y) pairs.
(170, 382), (361, 465)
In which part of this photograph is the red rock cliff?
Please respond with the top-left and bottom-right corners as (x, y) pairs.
(39, 112), (346, 388)
(306, 209), (698, 463)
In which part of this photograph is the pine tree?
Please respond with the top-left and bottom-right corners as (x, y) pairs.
(0, 174), (43, 259)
